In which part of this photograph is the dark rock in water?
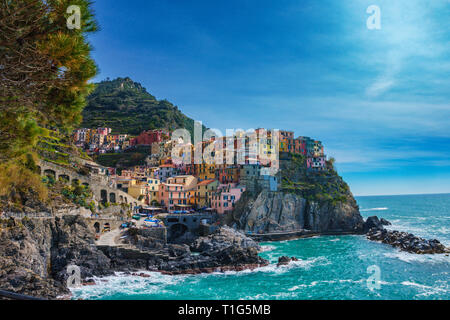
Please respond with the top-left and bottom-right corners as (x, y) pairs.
(190, 226), (267, 267)
(366, 228), (449, 254)
(380, 218), (391, 226)
(98, 226), (269, 276)
(364, 216), (384, 232)
(277, 256), (291, 266)
(276, 256), (299, 267)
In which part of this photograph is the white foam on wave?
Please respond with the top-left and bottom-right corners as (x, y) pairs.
(287, 279), (365, 292)
(242, 291), (298, 300)
(70, 271), (189, 300)
(401, 280), (449, 298)
(360, 207), (388, 212)
(384, 221), (450, 247)
(259, 256), (331, 275)
(206, 256), (331, 277)
(361, 207), (389, 212)
(259, 244), (277, 252)
(384, 250), (450, 264)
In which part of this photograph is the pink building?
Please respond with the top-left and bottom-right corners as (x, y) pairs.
(210, 183), (246, 214)
(158, 175), (197, 212)
(97, 127), (111, 135)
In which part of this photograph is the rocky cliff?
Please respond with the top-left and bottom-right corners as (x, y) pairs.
(0, 216), (266, 298)
(0, 216), (112, 299)
(231, 155), (365, 234)
(232, 190), (364, 234)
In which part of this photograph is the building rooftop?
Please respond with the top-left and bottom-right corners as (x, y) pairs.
(197, 179), (217, 186)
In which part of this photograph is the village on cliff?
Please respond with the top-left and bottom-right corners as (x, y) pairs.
(72, 127), (327, 215)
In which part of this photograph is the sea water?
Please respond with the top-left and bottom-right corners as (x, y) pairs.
(71, 193), (450, 300)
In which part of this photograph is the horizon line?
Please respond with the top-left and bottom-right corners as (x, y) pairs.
(355, 192), (450, 197)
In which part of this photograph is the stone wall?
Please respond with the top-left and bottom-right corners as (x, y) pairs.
(37, 160), (139, 207)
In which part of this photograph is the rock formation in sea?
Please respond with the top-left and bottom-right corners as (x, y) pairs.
(230, 155), (365, 235)
(364, 216), (449, 254)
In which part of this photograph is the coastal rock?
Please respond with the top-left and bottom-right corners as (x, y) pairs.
(380, 218), (391, 226)
(0, 215), (112, 299)
(366, 228), (449, 254)
(233, 190), (364, 235)
(98, 226), (268, 276)
(277, 256), (299, 267)
(363, 216), (385, 232)
(191, 226), (261, 252)
(189, 226), (267, 268)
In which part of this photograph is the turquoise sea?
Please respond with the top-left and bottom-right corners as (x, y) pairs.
(71, 193), (450, 300)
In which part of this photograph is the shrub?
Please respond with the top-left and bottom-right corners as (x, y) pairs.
(0, 162), (48, 205)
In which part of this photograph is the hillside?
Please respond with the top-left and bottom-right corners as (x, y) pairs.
(82, 77), (199, 136)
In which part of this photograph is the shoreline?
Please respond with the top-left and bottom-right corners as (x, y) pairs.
(247, 230), (365, 242)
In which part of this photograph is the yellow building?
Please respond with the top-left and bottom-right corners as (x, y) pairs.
(188, 179), (219, 208)
(127, 183), (148, 203)
(128, 178), (161, 204)
(196, 163), (216, 181)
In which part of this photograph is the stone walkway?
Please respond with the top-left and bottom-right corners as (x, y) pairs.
(96, 227), (123, 246)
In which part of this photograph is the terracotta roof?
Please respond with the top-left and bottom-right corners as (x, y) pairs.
(197, 179), (216, 186)
(159, 164), (175, 168)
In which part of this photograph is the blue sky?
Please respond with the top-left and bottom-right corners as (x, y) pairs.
(88, 0), (450, 196)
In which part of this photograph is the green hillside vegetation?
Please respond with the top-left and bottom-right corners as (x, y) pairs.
(95, 146), (150, 168)
(37, 129), (91, 166)
(281, 154), (352, 205)
(82, 77), (200, 136)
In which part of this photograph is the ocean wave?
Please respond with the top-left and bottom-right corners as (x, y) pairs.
(384, 251), (450, 264)
(384, 223), (450, 246)
(214, 256), (331, 276)
(287, 279), (365, 292)
(242, 291), (298, 300)
(360, 207), (388, 212)
(70, 271), (189, 300)
(401, 280), (449, 298)
(259, 245), (277, 252)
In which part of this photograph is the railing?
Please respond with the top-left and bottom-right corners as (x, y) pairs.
(0, 289), (47, 300)
(1, 212), (53, 219)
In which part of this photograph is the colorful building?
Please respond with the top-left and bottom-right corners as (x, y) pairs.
(210, 184), (246, 214)
(155, 163), (178, 182)
(278, 130), (294, 153)
(131, 129), (169, 146)
(159, 175), (198, 212)
(215, 165), (240, 184)
(188, 179), (219, 208)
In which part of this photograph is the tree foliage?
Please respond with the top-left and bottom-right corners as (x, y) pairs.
(0, 0), (98, 205)
(0, 0), (98, 161)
